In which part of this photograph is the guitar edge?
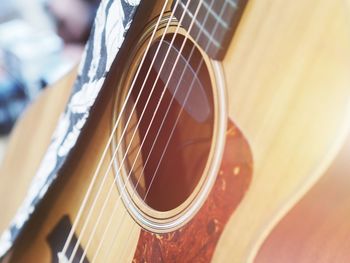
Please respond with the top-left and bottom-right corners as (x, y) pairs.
(215, 0), (350, 262)
(1, 0), (350, 262)
(0, 68), (77, 238)
(256, 116), (350, 262)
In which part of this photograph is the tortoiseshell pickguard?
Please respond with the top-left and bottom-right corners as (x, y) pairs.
(132, 120), (253, 262)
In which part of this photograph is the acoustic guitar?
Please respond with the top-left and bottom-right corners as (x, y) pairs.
(1, 0), (350, 262)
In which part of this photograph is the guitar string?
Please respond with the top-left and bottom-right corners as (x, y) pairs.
(66, 3), (181, 261)
(88, 0), (210, 260)
(115, 0), (232, 261)
(72, 0), (195, 261)
(60, 0), (171, 258)
(102, 0), (227, 261)
(68, 0), (232, 260)
(67, 0), (200, 260)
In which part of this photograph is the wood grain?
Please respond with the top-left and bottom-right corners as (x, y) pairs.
(1, 0), (350, 262)
(6, 69), (141, 262)
(0, 68), (77, 236)
(255, 129), (350, 263)
(214, 0), (350, 262)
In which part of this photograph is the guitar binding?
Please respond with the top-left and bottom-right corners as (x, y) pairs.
(111, 15), (228, 233)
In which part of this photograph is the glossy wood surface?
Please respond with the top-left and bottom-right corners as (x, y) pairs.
(213, 0), (350, 261)
(7, 73), (141, 262)
(1, 2), (164, 261)
(0, 0), (350, 262)
(0, 69), (77, 236)
(256, 129), (350, 263)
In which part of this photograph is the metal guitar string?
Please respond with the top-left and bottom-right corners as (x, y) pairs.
(88, 0), (211, 261)
(108, 0), (232, 261)
(66, 3), (183, 262)
(59, 0), (171, 259)
(67, 0), (198, 261)
(143, 0), (231, 202)
(67, 0), (232, 259)
(102, 0), (227, 261)
(71, 0), (195, 261)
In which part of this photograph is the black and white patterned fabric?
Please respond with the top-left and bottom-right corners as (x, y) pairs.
(0, 0), (140, 258)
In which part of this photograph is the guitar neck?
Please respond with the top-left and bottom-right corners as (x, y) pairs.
(173, 0), (248, 59)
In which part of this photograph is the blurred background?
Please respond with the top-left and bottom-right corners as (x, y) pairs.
(0, 0), (100, 162)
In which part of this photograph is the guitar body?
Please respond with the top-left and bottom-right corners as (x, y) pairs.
(1, 0), (350, 262)
(256, 123), (350, 263)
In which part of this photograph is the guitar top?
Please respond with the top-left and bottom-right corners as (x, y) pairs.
(0, 0), (350, 262)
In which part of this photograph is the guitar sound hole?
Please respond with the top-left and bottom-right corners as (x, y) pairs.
(122, 34), (214, 212)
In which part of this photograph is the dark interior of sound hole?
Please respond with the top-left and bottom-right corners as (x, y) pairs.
(123, 33), (215, 212)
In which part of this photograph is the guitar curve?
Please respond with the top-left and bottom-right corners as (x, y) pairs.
(0, 0), (350, 262)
